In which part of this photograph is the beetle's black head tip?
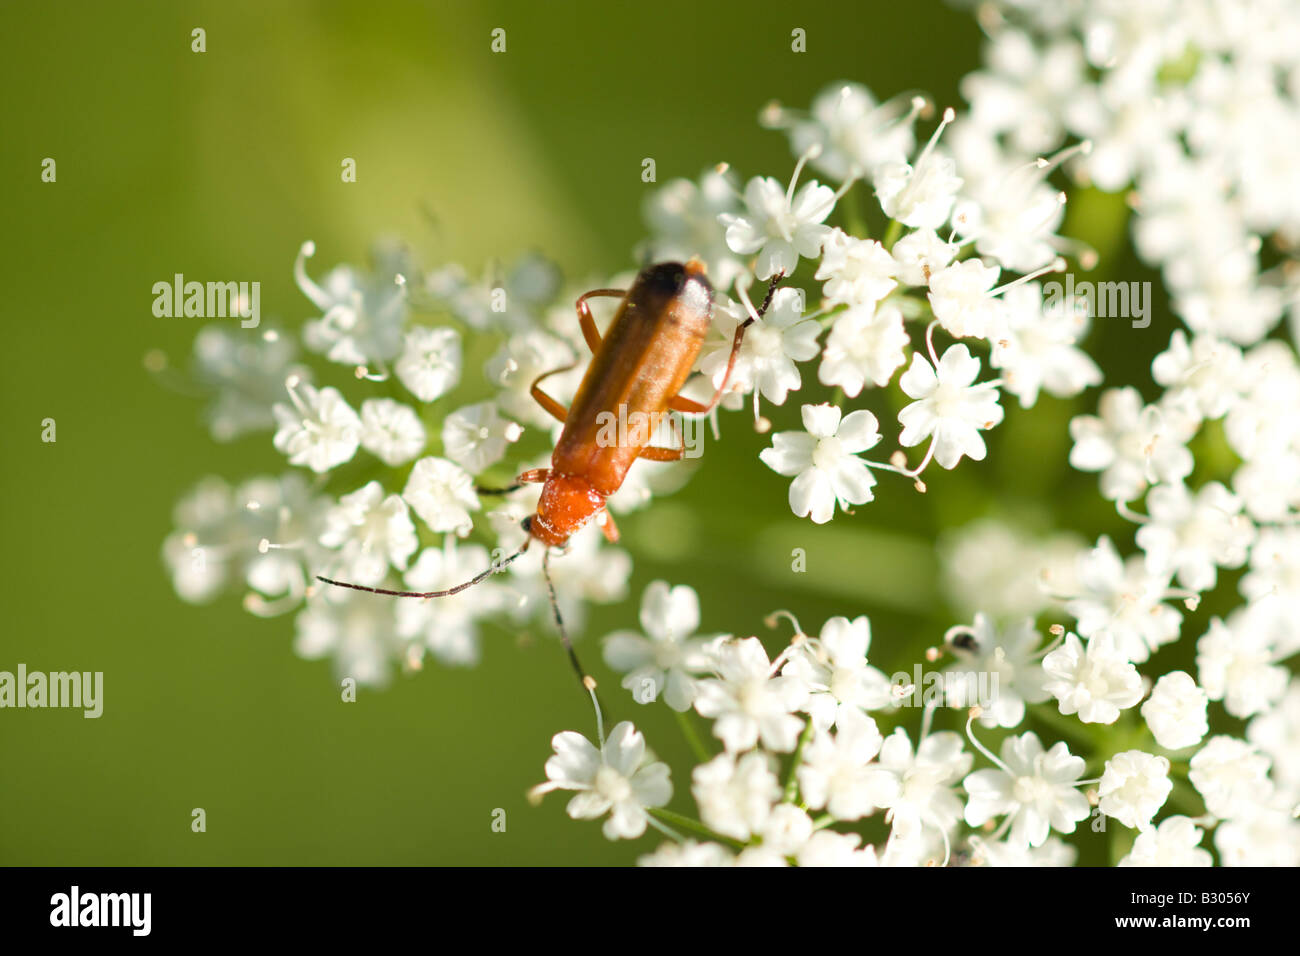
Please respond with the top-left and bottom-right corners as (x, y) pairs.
(642, 261), (687, 294)
(642, 259), (712, 297)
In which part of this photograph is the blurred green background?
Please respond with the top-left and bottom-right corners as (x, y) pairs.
(1, 0), (1195, 865)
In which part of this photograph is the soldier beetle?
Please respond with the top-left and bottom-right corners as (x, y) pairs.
(318, 259), (781, 684)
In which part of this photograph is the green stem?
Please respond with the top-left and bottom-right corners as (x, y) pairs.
(783, 719), (817, 803)
(674, 709), (711, 763)
(842, 183), (869, 239)
(883, 218), (904, 250)
(648, 807), (743, 848)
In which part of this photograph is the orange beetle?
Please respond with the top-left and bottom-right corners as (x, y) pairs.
(318, 258), (780, 681)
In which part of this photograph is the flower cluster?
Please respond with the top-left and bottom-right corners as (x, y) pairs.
(162, 243), (639, 684)
(531, 2), (1300, 860)
(161, 0), (1300, 866)
(955, 0), (1300, 865)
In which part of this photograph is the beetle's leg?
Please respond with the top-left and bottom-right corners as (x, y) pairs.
(575, 289), (625, 355)
(638, 415), (686, 462)
(597, 509), (620, 543)
(667, 320), (747, 415)
(638, 445), (685, 462)
(530, 364), (575, 423)
(475, 468), (550, 495)
(669, 274), (785, 415)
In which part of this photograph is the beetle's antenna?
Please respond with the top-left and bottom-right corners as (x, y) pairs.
(754, 272), (784, 321)
(315, 540), (530, 598)
(542, 548), (594, 692)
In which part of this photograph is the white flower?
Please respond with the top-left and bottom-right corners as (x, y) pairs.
(759, 404), (882, 524)
(796, 830), (880, 867)
(733, 846), (790, 867)
(441, 402), (524, 475)
(1215, 802), (1300, 867)
(190, 324), (306, 441)
(951, 151), (1068, 273)
(1224, 342), (1300, 466)
(940, 519), (1083, 621)
(1135, 481), (1254, 592)
(1239, 527), (1300, 653)
(691, 751), (781, 842)
(775, 82), (918, 181)
(1189, 736), (1272, 820)
(485, 330), (577, 427)
(1141, 671), (1209, 751)
(642, 169), (745, 288)
(162, 476), (245, 603)
(1042, 631), (1144, 724)
(875, 109), (963, 229)
(1247, 683), (1300, 799)
(532, 722), (671, 841)
(757, 804), (816, 858)
(432, 252), (559, 332)
(637, 840), (734, 867)
(1172, 249), (1282, 347)
(797, 708), (899, 820)
(890, 228), (957, 285)
(1233, 448), (1300, 524)
(818, 302), (910, 396)
(1068, 387), (1194, 501)
(319, 481), (418, 587)
(971, 835), (1077, 867)
(394, 326), (462, 403)
(293, 589), (407, 687)
(1196, 613), (1289, 720)
(1151, 331), (1244, 420)
(693, 637), (808, 752)
(239, 474), (331, 610)
(898, 344), (1005, 469)
(507, 528), (631, 634)
(878, 729), (972, 841)
(781, 615), (893, 729)
(992, 282), (1101, 408)
(720, 173), (836, 280)
(401, 457), (479, 536)
(962, 731), (1090, 849)
(272, 382), (362, 474)
(395, 541), (507, 667)
(926, 258), (1002, 339)
(294, 241), (407, 366)
(359, 398), (426, 467)
(1118, 816), (1213, 867)
(815, 229), (897, 308)
(602, 581), (714, 712)
(944, 614), (1052, 728)
(1098, 751), (1172, 830)
(1065, 535), (1182, 663)
(699, 287), (820, 405)
(960, 29), (1085, 154)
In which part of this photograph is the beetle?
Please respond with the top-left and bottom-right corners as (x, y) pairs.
(317, 258), (781, 682)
